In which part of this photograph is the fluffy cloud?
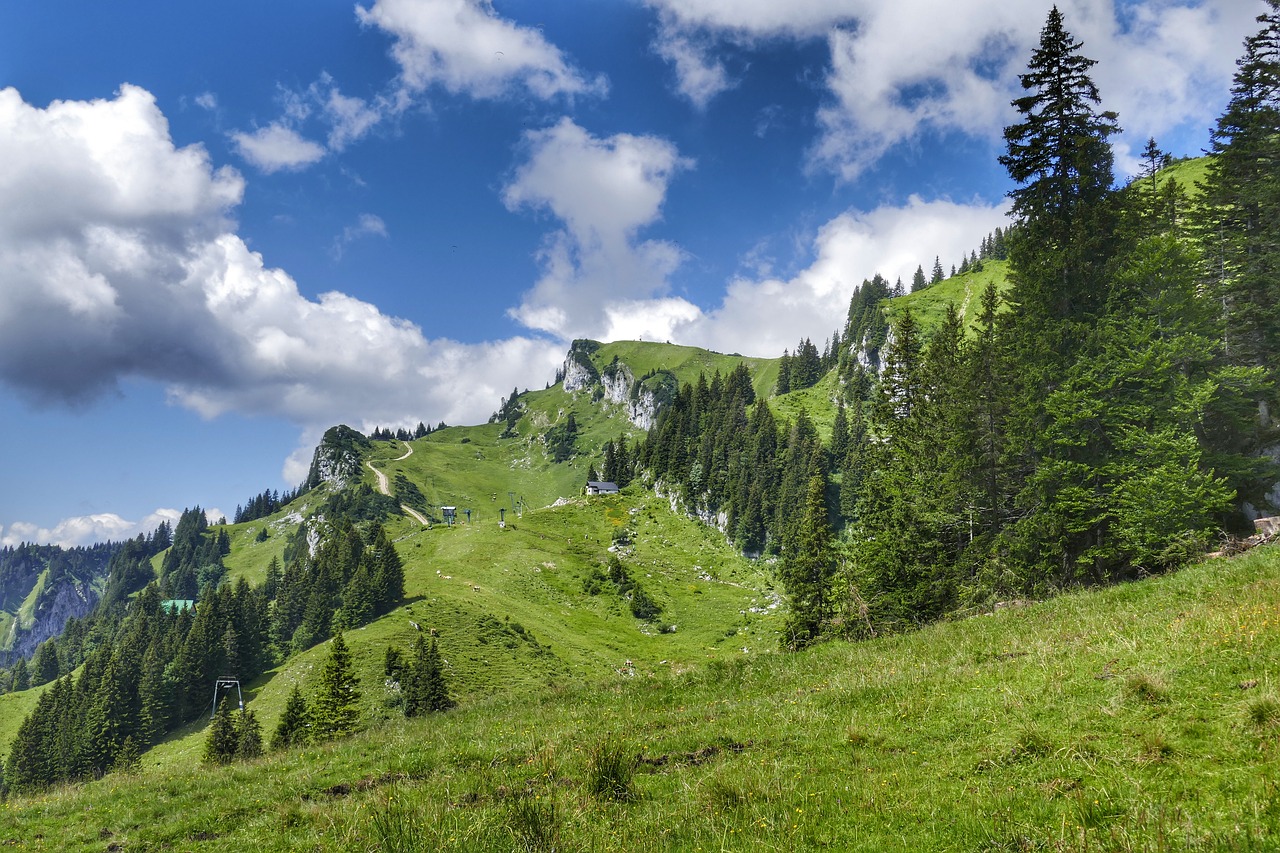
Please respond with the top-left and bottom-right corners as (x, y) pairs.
(652, 22), (735, 109)
(579, 195), (1011, 358)
(646, 0), (1259, 180)
(671, 196), (1012, 355)
(357, 0), (606, 101)
(0, 508), (197, 549)
(503, 117), (694, 340)
(0, 84), (563, 446)
(230, 122), (327, 173)
(332, 212), (389, 259)
(497, 114), (1011, 357)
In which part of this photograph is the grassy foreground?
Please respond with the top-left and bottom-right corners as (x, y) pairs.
(3, 544), (1278, 851)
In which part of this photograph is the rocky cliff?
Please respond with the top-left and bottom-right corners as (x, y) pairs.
(561, 343), (670, 430)
(7, 574), (96, 661)
(305, 424), (371, 490)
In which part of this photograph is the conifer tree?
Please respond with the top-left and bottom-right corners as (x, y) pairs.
(403, 633), (454, 716)
(271, 684), (310, 751)
(780, 475), (836, 649)
(12, 657), (29, 691)
(1197, 0), (1280, 420)
(310, 632), (360, 741)
(1000, 4), (1120, 338)
(911, 265), (927, 292)
(236, 710), (263, 760)
(422, 637), (453, 713)
(369, 524), (405, 615)
(204, 698), (239, 765)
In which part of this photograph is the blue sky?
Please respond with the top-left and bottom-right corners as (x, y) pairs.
(0, 0), (1261, 546)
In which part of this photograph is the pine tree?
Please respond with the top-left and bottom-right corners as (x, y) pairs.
(271, 684), (310, 751)
(203, 698), (239, 766)
(911, 265), (928, 292)
(310, 632), (360, 741)
(779, 476), (836, 650)
(999, 5), (1120, 338)
(31, 640), (60, 685)
(1196, 0), (1280, 421)
(12, 657), (29, 691)
(369, 524), (405, 615)
(422, 637), (453, 713)
(930, 256), (944, 284)
(403, 633), (454, 716)
(236, 710), (263, 760)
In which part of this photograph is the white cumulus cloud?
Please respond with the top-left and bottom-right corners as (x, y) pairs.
(645, 0), (1260, 180)
(503, 117), (694, 341)
(357, 0), (607, 101)
(230, 122), (327, 173)
(0, 83), (565, 470)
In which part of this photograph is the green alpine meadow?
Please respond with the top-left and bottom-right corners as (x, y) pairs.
(2, 4), (1279, 850)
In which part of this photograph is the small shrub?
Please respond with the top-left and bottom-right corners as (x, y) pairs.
(585, 737), (637, 802)
(701, 779), (745, 812)
(369, 799), (422, 853)
(506, 794), (561, 852)
(1124, 672), (1169, 704)
(1137, 728), (1175, 762)
(1246, 695), (1280, 729)
(629, 587), (662, 621)
(1009, 724), (1054, 761)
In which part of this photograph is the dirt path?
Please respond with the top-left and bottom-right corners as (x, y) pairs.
(368, 441), (428, 526)
(401, 505), (431, 526)
(367, 461), (392, 495)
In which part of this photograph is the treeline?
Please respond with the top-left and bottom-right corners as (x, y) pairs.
(232, 485), (307, 525)
(1, 509), (406, 793)
(635, 363), (834, 558)
(158, 507), (230, 601)
(270, 519), (404, 655)
(369, 422), (442, 442)
(634, 5), (1280, 648)
(828, 5), (1280, 642)
(2, 579), (271, 791)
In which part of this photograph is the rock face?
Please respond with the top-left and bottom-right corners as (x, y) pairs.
(562, 340), (602, 393)
(628, 389), (661, 431)
(561, 342), (668, 430)
(306, 424), (370, 490)
(600, 360), (633, 405)
(852, 326), (887, 374)
(6, 574), (98, 662)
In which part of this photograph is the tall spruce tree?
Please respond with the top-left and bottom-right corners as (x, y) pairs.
(1197, 0), (1280, 424)
(780, 475), (836, 649)
(1000, 4), (1120, 341)
(204, 698), (239, 766)
(997, 5), (1126, 587)
(310, 632), (360, 741)
(271, 684), (310, 751)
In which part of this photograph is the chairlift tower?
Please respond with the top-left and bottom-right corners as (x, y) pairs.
(211, 675), (244, 719)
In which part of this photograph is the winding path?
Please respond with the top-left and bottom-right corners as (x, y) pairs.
(368, 441), (430, 526)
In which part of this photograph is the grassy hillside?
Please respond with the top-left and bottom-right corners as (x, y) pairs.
(4, 544), (1276, 851)
(587, 340), (780, 401)
(884, 258), (1011, 339)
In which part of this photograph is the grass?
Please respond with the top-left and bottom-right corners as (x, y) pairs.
(129, 486), (781, 776)
(587, 340), (780, 401)
(4, 544), (1278, 851)
(883, 259), (1011, 341)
